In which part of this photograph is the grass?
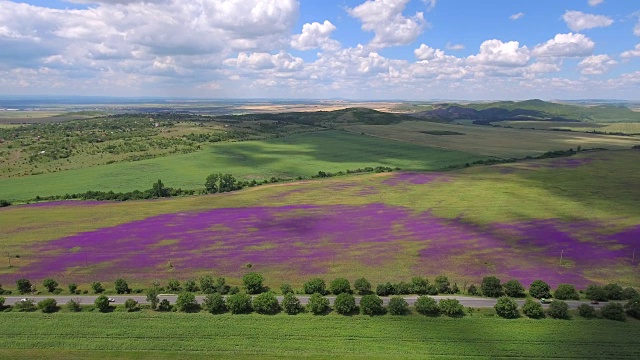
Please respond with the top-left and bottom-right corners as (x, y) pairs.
(0, 312), (637, 359)
(0, 130), (486, 201)
(498, 121), (640, 135)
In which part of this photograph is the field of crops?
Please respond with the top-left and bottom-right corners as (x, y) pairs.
(498, 121), (640, 135)
(0, 312), (637, 359)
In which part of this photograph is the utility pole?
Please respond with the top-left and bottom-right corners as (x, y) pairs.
(560, 250), (564, 265)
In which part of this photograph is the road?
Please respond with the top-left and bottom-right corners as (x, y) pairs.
(3, 294), (606, 309)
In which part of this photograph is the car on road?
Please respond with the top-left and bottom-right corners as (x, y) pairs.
(590, 300), (599, 305)
(107, 298), (115, 302)
(540, 298), (551, 304)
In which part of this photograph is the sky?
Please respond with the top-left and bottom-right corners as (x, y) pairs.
(1, 0), (639, 100)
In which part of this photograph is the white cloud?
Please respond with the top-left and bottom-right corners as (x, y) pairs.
(467, 40), (530, 67)
(347, 0), (427, 48)
(510, 13), (525, 21)
(635, 20), (640, 36)
(621, 44), (640, 59)
(291, 21), (340, 51)
(532, 33), (595, 57)
(588, 0), (604, 6)
(578, 54), (617, 75)
(414, 44), (445, 60)
(225, 51), (303, 72)
(563, 10), (613, 32)
(446, 42), (465, 51)
(423, 0), (437, 11)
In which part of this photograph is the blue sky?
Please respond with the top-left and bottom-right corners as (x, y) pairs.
(1, 0), (639, 99)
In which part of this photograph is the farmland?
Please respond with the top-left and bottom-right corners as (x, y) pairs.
(496, 121), (640, 135)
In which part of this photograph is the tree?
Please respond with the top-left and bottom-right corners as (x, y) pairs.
(243, 272), (264, 294)
(158, 299), (172, 312)
(114, 278), (130, 294)
(529, 280), (551, 299)
(167, 279), (181, 293)
(467, 284), (480, 296)
(495, 296), (519, 319)
(42, 278), (58, 293)
(282, 293), (303, 315)
(481, 276), (503, 297)
(585, 285), (608, 301)
(547, 300), (569, 319)
(388, 297), (409, 315)
(439, 298), (464, 317)
(307, 293), (329, 315)
(215, 277), (230, 295)
(415, 296), (439, 316)
(15, 298), (36, 312)
(37, 298), (58, 313)
(624, 298), (640, 319)
(329, 278), (351, 295)
(622, 287), (639, 300)
(334, 293), (356, 315)
(522, 298), (545, 319)
(219, 174), (237, 193)
(124, 299), (139, 312)
(91, 282), (104, 294)
(411, 277), (435, 295)
(303, 278), (326, 295)
(358, 294), (383, 316)
(0, 297), (4, 309)
(68, 283), (78, 294)
(94, 295), (111, 312)
(393, 281), (412, 295)
(376, 282), (394, 296)
(199, 275), (216, 294)
(577, 304), (596, 319)
(203, 293), (227, 314)
(253, 292), (279, 315)
(146, 288), (160, 310)
(602, 283), (624, 300)
(503, 280), (525, 298)
(434, 276), (451, 294)
(66, 299), (81, 312)
(601, 302), (626, 321)
(226, 293), (252, 314)
(150, 179), (169, 197)
(354, 278), (371, 295)
(175, 292), (199, 312)
(554, 284), (579, 300)
(184, 279), (198, 292)
(204, 173), (220, 193)
(280, 283), (294, 295)
(16, 278), (32, 295)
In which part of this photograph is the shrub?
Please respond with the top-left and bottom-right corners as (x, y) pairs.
(215, 277), (230, 294)
(481, 276), (503, 297)
(307, 293), (329, 315)
(91, 282), (104, 294)
(467, 284), (480, 296)
(334, 293), (357, 315)
(37, 298), (58, 313)
(94, 295), (111, 312)
(602, 283), (624, 300)
(393, 281), (412, 295)
(495, 296), (519, 319)
(376, 282), (394, 296)
(503, 280), (525, 298)
(42, 278), (58, 293)
(577, 304), (596, 318)
(585, 285), (608, 301)
(522, 298), (545, 319)
(199, 275), (216, 294)
(158, 299), (172, 312)
(228, 286), (240, 295)
(547, 300), (569, 319)
(354, 278), (371, 295)
(303, 278), (326, 295)
(554, 284), (579, 300)
(16, 279), (32, 295)
(451, 283), (460, 294)
(601, 302), (626, 321)
(415, 296), (439, 316)
(280, 283), (294, 295)
(388, 297), (409, 315)
(439, 299), (464, 317)
(242, 272), (264, 294)
(175, 292), (199, 312)
(434, 276), (451, 294)
(183, 279), (198, 292)
(124, 299), (139, 312)
(624, 298), (640, 319)
(412, 277), (436, 295)
(166, 279), (181, 293)
(252, 292), (279, 315)
(529, 280), (551, 299)
(282, 293), (303, 315)
(622, 287), (639, 300)
(15, 298), (35, 312)
(145, 288), (160, 310)
(226, 293), (253, 314)
(203, 293), (227, 314)
(329, 278), (351, 295)
(0, 297), (5, 309)
(68, 283), (78, 294)
(66, 299), (82, 312)
(114, 278), (130, 294)
(360, 294), (385, 316)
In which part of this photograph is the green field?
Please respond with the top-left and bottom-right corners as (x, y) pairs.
(0, 130), (487, 201)
(0, 312), (637, 359)
(498, 121), (640, 135)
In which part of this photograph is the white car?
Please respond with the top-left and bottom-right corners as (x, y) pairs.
(107, 298), (115, 302)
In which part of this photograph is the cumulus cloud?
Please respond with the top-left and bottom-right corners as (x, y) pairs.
(588, 0), (604, 6)
(348, 0), (427, 48)
(563, 10), (613, 32)
(578, 54), (617, 75)
(510, 13), (525, 21)
(446, 42), (465, 51)
(225, 51), (303, 72)
(467, 40), (530, 67)
(414, 44), (445, 60)
(621, 44), (640, 59)
(291, 21), (340, 51)
(532, 33), (595, 57)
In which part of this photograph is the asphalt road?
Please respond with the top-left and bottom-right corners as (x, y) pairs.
(3, 294), (606, 309)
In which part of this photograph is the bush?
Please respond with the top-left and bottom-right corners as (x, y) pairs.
(522, 298), (545, 319)
(15, 298), (36, 312)
(0, 296), (5, 309)
(252, 292), (279, 315)
(124, 299), (139, 312)
(439, 299), (464, 317)
(602, 283), (624, 300)
(166, 279), (181, 293)
(94, 295), (111, 312)
(547, 300), (569, 319)
(66, 299), (82, 312)
(467, 284), (480, 296)
(16, 279), (32, 294)
(42, 278), (58, 293)
(376, 282), (394, 296)
(415, 296), (439, 316)
(203, 293), (227, 314)
(360, 294), (385, 316)
(494, 296), (519, 319)
(585, 285), (608, 301)
(412, 277), (436, 295)
(37, 298), (58, 313)
(280, 283), (294, 295)
(354, 278), (371, 295)
(481, 276), (503, 297)
(158, 299), (172, 312)
(114, 278), (130, 294)
(577, 304), (596, 318)
(303, 278), (326, 295)
(624, 298), (640, 319)
(282, 293), (303, 315)
(622, 287), (639, 300)
(393, 281), (412, 295)
(307, 293), (329, 315)
(434, 276), (451, 294)
(184, 279), (198, 292)
(215, 278), (230, 295)
(334, 293), (357, 315)
(175, 292), (199, 312)
(554, 284), (579, 300)
(68, 283), (78, 294)
(529, 280), (551, 299)
(91, 282), (104, 294)
(503, 280), (525, 298)
(601, 302), (626, 321)
(388, 297), (409, 315)
(226, 293), (253, 314)
(242, 272), (264, 294)
(146, 288), (160, 310)
(329, 278), (351, 295)
(199, 275), (216, 294)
